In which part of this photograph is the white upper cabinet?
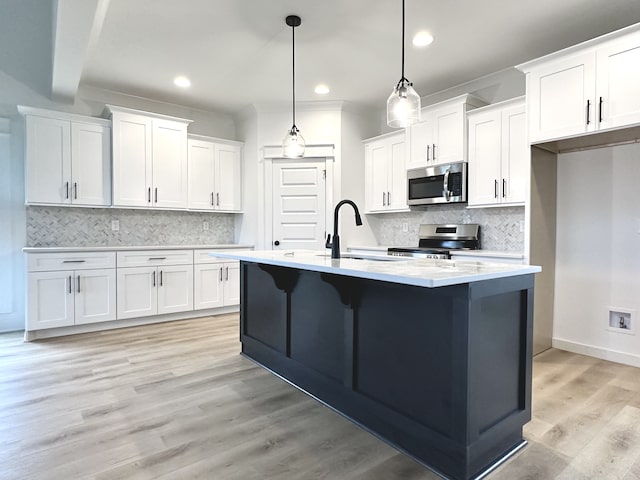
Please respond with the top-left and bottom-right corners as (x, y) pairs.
(21, 107), (111, 206)
(468, 98), (527, 207)
(406, 94), (486, 169)
(187, 135), (243, 212)
(520, 26), (640, 143)
(108, 105), (191, 209)
(364, 131), (408, 213)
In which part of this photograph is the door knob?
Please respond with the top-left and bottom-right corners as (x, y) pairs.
(274, 240), (280, 246)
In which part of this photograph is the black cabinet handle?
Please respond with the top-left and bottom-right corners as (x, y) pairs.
(65, 182), (69, 199)
(152, 270), (156, 287)
(216, 192), (220, 207)
(74, 182), (78, 199)
(586, 99), (591, 125)
(148, 187), (151, 203)
(211, 192), (214, 206)
(432, 144), (436, 160)
(225, 266), (229, 281)
(219, 267), (223, 282)
(494, 179), (498, 198)
(599, 96), (603, 123)
(63, 260), (85, 263)
(387, 191), (391, 205)
(426, 144), (430, 161)
(68, 275), (72, 294)
(77, 275), (81, 293)
(382, 192), (386, 206)
(502, 179), (507, 198)
(148, 257), (167, 261)
(159, 270), (163, 287)
(154, 188), (158, 203)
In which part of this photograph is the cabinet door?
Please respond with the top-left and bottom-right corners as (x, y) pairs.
(71, 123), (111, 206)
(187, 139), (215, 210)
(216, 143), (242, 211)
(194, 263), (224, 310)
(74, 269), (117, 325)
(157, 264), (194, 314)
(597, 32), (640, 130)
(365, 141), (388, 212)
(152, 119), (188, 209)
(431, 103), (464, 164)
(407, 118), (432, 169)
(27, 271), (74, 330)
(528, 51), (596, 142)
(25, 116), (71, 204)
(112, 112), (152, 207)
(501, 104), (528, 204)
(117, 266), (157, 319)
(387, 136), (408, 210)
(223, 262), (240, 306)
(468, 109), (501, 206)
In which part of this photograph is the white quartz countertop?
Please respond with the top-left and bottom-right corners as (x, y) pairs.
(22, 244), (254, 253)
(208, 250), (541, 288)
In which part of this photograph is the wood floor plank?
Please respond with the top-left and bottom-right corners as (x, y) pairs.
(2, 314), (640, 480)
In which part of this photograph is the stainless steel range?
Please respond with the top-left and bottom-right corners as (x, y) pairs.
(387, 224), (480, 259)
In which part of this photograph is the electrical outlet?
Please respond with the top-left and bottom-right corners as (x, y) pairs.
(111, 220), (119, 231)
(608, 308), (635, 335)
(203, 221), (209, 231)
(402, 222), (408, 233)
(519, 220), (525, 233)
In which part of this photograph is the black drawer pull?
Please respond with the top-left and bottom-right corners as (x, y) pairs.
(62, 260), (86, 263)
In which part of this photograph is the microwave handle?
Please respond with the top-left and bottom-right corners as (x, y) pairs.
(443, 167), (450, 201)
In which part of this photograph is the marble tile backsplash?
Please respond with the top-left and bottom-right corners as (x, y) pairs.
(26, 206), (235, 247)
(367, 205), (525, 252)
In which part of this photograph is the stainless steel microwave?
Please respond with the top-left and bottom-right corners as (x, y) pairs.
(407, 162), (467, 206)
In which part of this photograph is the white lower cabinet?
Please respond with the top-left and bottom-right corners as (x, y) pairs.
(194, 257), (241, 310)
(116, 250), (194, 320)
(26, 252), (117, 331)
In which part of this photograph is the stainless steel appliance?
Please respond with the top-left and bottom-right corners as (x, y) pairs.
(387, 223), (480, 258)
(407, 162), (467, 206)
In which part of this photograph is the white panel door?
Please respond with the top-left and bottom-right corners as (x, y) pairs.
(27, 272), (74, 330)
(157, 264), (194, 314)
(112, 113), (152, 207)
(194, 263), (224, 310)
(223, 262), (240, 306)
(71, 122), (111, 206)
(597, 33), (640, 130)
(528, 52), (596, 142)
(74, 269), (117, 325)
(152, 119), (188, 209)
(468, 109), (501, 206)
(25, 115), (71, 204)
(272, 160), (326, 250)
(431, 103), (464, 165)
(117, 266), (157, 319)
(501, 104), (527, 204)
(216, 143), (242, 211)
(187, 139), (215, 210)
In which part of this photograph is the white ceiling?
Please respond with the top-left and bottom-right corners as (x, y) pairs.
(67, 0), (640, 114)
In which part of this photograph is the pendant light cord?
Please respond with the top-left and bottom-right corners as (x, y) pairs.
(292, 22), (296, 128)
(401, 0), (405, 81)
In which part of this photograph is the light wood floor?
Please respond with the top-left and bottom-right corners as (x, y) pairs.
(2, 315), (640, 480)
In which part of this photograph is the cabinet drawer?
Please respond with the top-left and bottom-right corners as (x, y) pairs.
(117, 249), (193, 267)
(194, 248), (251, 264)
(27, 252), (116, 272)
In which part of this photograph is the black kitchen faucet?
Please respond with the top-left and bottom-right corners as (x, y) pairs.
(325, 199), (362, 259)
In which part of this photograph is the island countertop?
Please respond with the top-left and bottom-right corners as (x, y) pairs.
(209, 249), (541, 288)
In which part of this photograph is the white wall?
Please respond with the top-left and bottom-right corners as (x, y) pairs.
(554, 143), (640, 366)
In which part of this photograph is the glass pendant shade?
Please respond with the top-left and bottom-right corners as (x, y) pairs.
(283, 125), (305, 158)
(387, 79), (421, 128)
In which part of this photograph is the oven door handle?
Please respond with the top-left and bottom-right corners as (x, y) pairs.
(442, 167), (451, 201)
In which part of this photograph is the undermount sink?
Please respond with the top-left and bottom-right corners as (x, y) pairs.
(315, 253), (404, 262)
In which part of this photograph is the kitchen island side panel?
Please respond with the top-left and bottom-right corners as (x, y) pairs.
(238, 261), (534, 480)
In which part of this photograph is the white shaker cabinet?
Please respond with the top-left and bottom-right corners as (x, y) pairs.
(520, 27), (640, 143)
(187, 136), (243, 212)
(26, 253), (116, 330)
(20, 107), (111, 206)
(468, 98), (527, 207)
(108, 105), (192, 208)
(407, 94), (486, 169)
(193, 249), (246, 310)
(364, 131), (408, 213)
(116, 250), (194, 320)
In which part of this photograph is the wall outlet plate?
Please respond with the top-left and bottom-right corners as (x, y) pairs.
(203, 221), (209, 231)
(607, 307), (635, 335)
(111, 220), (119, 231)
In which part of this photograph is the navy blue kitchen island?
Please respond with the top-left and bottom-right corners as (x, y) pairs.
(212, 250), (541, 480)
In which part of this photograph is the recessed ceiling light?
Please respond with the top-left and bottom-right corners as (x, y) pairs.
(413, 31), (434, 47)
(174, 76), (191, 88)
(314, 84), (330, 95)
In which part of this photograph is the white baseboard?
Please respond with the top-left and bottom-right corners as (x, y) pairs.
(552, 337), (640, 368)
(24, 306), (239, 341)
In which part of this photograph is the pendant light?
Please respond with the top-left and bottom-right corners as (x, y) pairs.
(283, 15), (305, 158)
(386, 0), (421, 128)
